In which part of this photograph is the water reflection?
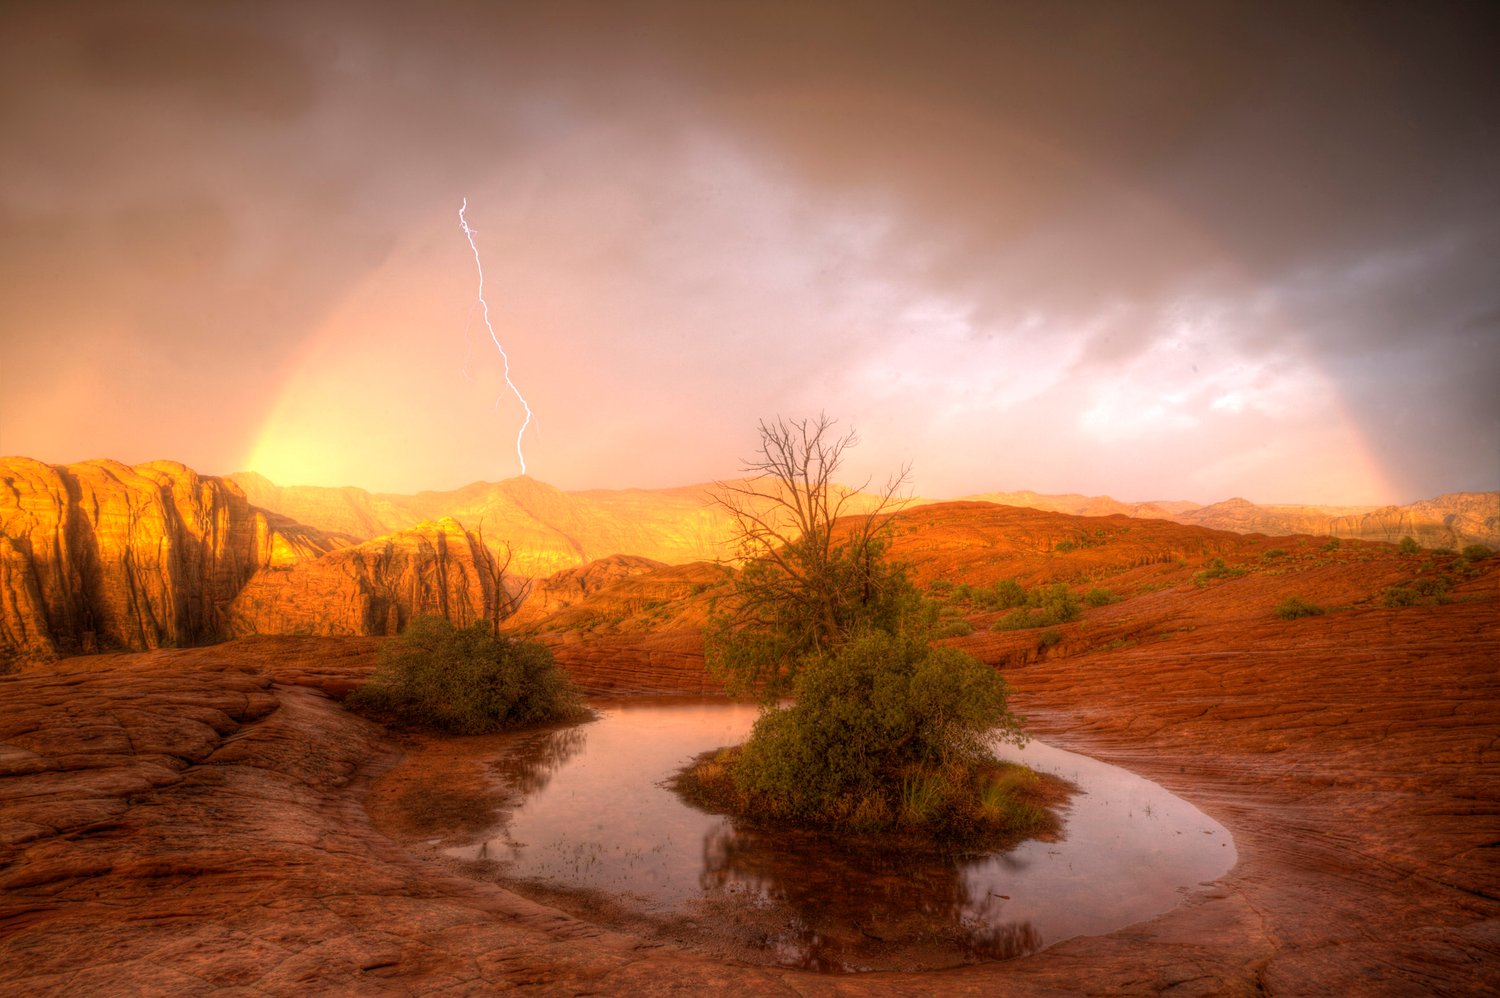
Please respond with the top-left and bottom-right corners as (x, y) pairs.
(447, 699), (1234, 973)
(698, 821), (1042, 969)
(488, 723), (589, 797)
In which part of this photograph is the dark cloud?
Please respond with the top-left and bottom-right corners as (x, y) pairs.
(2, 0), (1496, 497)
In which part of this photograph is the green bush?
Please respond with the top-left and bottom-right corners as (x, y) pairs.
(1321, 537), (1341, 552)
(1195, 557), (1247, 584)
(1382, 585), (1420, 607)
(1398, 536), (1421, 556)
(1037, 629), (1063, 649)
(1462, 544), (1494, 561)
(1263, 548), (1288, 561)
(992, 583), (1081, 631)
(1083, 587), (1116, 608)
(704, 630), (1029, 838)
(1274, 596), (1325, 620)
(934, 619), (975, 638)
(345, 616), (585, 734)
(986, 578), (1028, 610)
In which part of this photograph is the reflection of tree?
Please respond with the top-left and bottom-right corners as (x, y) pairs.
(489, 723), (589, 798)
(698, 821), (1041, 970)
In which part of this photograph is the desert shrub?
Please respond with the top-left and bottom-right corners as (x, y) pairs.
(1462, 544), (1494, 561)
(700, 631), (1029, 838)
(1054, 539), (1077, 554)
(1037, 629), (1063, 649)
(934, 619), (975, 638)
(992, 583), (1080, 631)
(1382, 585), (1420, 607)
(928, 578), (955, 597)
(1195, 557), (1247, 584)
(1083, 587), (1116, 607)
(1321, 537), (1341, 552)
(1398, 536), (1421, 555)
(985, 578), (1028, 610)
(346, 616), (585, 734)
(1263, 548), (1288, 561)
(1274, 596), (1325, 620)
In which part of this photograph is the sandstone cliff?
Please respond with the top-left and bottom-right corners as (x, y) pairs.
(0, 458), (344, 660)
(228, 517), (513, 638)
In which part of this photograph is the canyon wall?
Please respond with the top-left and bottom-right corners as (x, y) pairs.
(228, 517), (506, 638)
(0, 458), (344, 660)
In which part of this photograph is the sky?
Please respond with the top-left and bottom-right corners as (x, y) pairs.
(2, 0), (1497, 506)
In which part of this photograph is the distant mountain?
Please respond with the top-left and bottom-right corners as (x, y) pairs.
(963, 490), (1497, 550)
(230, 472), (739, 578)
(4, 456), (1495, 662)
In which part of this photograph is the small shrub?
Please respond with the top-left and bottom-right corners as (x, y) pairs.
(1274, 596), (1325, 620)
(1462, 544), (1495, 561)
(1195, 557), (1247, 584)
(1037, 629), (1063, 649)
(929, 579), (955, 597)
(1321, 538), (1341, 552)
(1083, 587), (1115, 608)
(346, 616), (586, 734)
(1382, 585), (1420, 607)
(1398, 536), (1421, 556)
(991, 583), (1080, 630)
(1263, 548), (1288, 561)
(934, 619), (975, 638)
(1054, 539), (1077, 554)
(988, 578), (1028, 610)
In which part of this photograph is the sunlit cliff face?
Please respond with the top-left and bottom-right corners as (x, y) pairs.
(3, 3), (1496, 504)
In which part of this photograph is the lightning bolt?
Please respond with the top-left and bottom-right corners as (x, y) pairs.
(459, 197), (534, 476)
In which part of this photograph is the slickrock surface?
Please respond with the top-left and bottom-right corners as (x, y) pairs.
(4, 569), (1497, 995)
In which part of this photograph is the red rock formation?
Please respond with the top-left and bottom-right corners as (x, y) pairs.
(229, 517), (511, 638)
(0, 458), (343, 660)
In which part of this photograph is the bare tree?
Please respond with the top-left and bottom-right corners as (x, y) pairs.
(708, 414), (916, 697)
(472, 520), (532, 636)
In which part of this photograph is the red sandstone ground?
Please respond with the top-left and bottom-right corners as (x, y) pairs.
(2, 515), (1497, 994)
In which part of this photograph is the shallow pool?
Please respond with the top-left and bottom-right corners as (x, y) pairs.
(446, 698), (1235, 971)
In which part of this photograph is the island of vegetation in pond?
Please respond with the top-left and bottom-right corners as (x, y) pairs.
(677, 629), (1071, 846)
(688, 415), (1067, 845)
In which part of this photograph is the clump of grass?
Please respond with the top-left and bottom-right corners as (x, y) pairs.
(1462, 544), (1494, 561)
(1274, 596), (1325, 620)
(1083, 587), (1116, 607)
(934, 619), (975, 638)
(1194, 557), (1247, 585)
(1263, 548), (1288, 561)
(346, 616), (586, 734)
(1381, 571), (1456, 607)
(991, 584), (1080, 631)
(1321, 537), (1342, 552)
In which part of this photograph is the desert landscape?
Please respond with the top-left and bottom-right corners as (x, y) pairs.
(2, 459), (1498, 993)
(4, 2), (1499, 994)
